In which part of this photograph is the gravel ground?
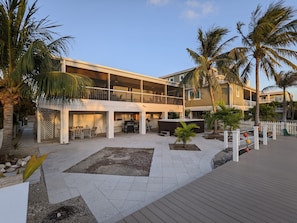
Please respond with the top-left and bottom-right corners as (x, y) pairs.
(5, 141), (97, 223)
(27, 168), (97, 223)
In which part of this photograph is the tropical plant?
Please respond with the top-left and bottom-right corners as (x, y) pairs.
(0, 0), (93, 154)
(202, 111), (216, 131)
(262, 71), (297, 122)
(236, 1), (297, 126)
(247, 103), (279, 121)
(174, 121), (199, 148)
(180, 26), (242, 115)
(23, 153), (48, 181)
(214, 103), (243, 131)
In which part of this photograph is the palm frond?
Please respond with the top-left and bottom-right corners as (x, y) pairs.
(35, 71), (93, 100)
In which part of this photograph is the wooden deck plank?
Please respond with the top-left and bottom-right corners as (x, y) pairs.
(131, 210), (154, 223)
(117, 215), (138, 223)
(118, 136), (297, 223)
(146, 203), (177, 222)
(152, 199), (192, 223)
(188, 177), (290, 222)
(174, 186), (252, 222)
(139, 206), (164, 223)
(204, 171), (297, 218)
(164, 192), (217, 222)
(159, 196), (212, 223)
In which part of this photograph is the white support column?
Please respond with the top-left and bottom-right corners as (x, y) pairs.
(36, 109), (41, 143)
(162, 112), (168, 119)
(232, 130), (239, 162)
(60, 107), (69, 144)
(139, 111), (146, 135)
(272, 124), (276, 140)
(263, 125), (268, 145)
(106, 111), (114, 139)
(224, 131), (228, 149)
(253, 126), (259, 150)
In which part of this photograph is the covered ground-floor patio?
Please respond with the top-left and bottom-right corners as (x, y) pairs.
(36, 98), (184, 144)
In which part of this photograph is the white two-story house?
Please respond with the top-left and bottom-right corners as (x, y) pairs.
(37, 58), (184, 144)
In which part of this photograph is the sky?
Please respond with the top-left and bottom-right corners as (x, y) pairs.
(31, 0), (297, 99)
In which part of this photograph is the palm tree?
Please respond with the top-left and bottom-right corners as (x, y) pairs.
(262, 71), (297, 122)
(181, 26), (241, 114)
(174, 121), (199, 148)
(214, 102), (243, 131)
(0, 0), (93, 154)
(236, 1), (297, 126)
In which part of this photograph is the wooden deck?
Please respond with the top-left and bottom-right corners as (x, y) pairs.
(118, 136), (297, 223)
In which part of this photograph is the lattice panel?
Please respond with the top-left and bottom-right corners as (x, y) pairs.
(39, 109), (60, 141)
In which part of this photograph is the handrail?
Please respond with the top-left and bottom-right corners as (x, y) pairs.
(83, 86), (183, 105)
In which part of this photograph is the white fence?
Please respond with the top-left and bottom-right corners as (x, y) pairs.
(240, 120), (297, 136)
(225, 125), (273, 162)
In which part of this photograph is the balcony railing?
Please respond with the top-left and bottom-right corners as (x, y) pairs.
(244, 100), (256, 107)
(83, 87), (183, 105)
(260, 98), (283, 103)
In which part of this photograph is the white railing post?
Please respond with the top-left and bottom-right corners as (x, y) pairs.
(224, 130), (228, 149)
(232, 130), (239, 162)
(273, 124), (276, 140)
(253, 126), (259, 150)
(263, 125), (268, 145)
(237, 129), (240, 145)
(281, 122), (285, 135)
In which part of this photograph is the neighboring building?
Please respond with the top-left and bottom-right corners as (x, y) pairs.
(161, 68), (257, 118)
(260, 91), (294, 119)
(260, 91), (293, 104)
(37, 58), (184, 144)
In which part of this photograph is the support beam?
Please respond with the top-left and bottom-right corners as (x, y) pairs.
(139, 111), (146, 135)
(162, 112), (168, 119)
(60, 107), (69, 144)
(106, 111), (114, 138)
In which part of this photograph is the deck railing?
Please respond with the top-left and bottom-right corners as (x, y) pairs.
(83, 86), (183, 105)
(239, 120), (297, 135)
(225, 125), (275, 162)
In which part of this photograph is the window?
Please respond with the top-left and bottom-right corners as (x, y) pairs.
(188, 90), (201, 100)
(179, 75), (184, 81)
(169, 77), (174, 82)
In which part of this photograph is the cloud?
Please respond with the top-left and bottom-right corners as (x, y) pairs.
(182, 9), (199, 20)
(182, 0), (215, 20)
(148, 0), (170, 6)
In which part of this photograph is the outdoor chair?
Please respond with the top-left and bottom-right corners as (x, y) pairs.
(282, 128), (294, 136)
(127, 125), (134, 133)
(74, 127), (84, 139)
(91, 127), (97, 137)
(83, 127), (92, 138)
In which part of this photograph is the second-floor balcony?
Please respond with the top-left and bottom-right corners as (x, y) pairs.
(244, 100), (256, 107)
(82, 86), (183, 105)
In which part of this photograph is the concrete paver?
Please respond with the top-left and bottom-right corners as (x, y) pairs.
(21, 125), (224, 223)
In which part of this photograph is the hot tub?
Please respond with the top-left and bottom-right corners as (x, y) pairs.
(158, 119), (205, 135)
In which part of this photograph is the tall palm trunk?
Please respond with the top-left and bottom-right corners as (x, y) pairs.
(255, 58), (260, 126)
(282, 88), (287, 123)
(1, 102), (14, 155)
(209, 85), (218, 133)
(209, 85), (217, 113)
